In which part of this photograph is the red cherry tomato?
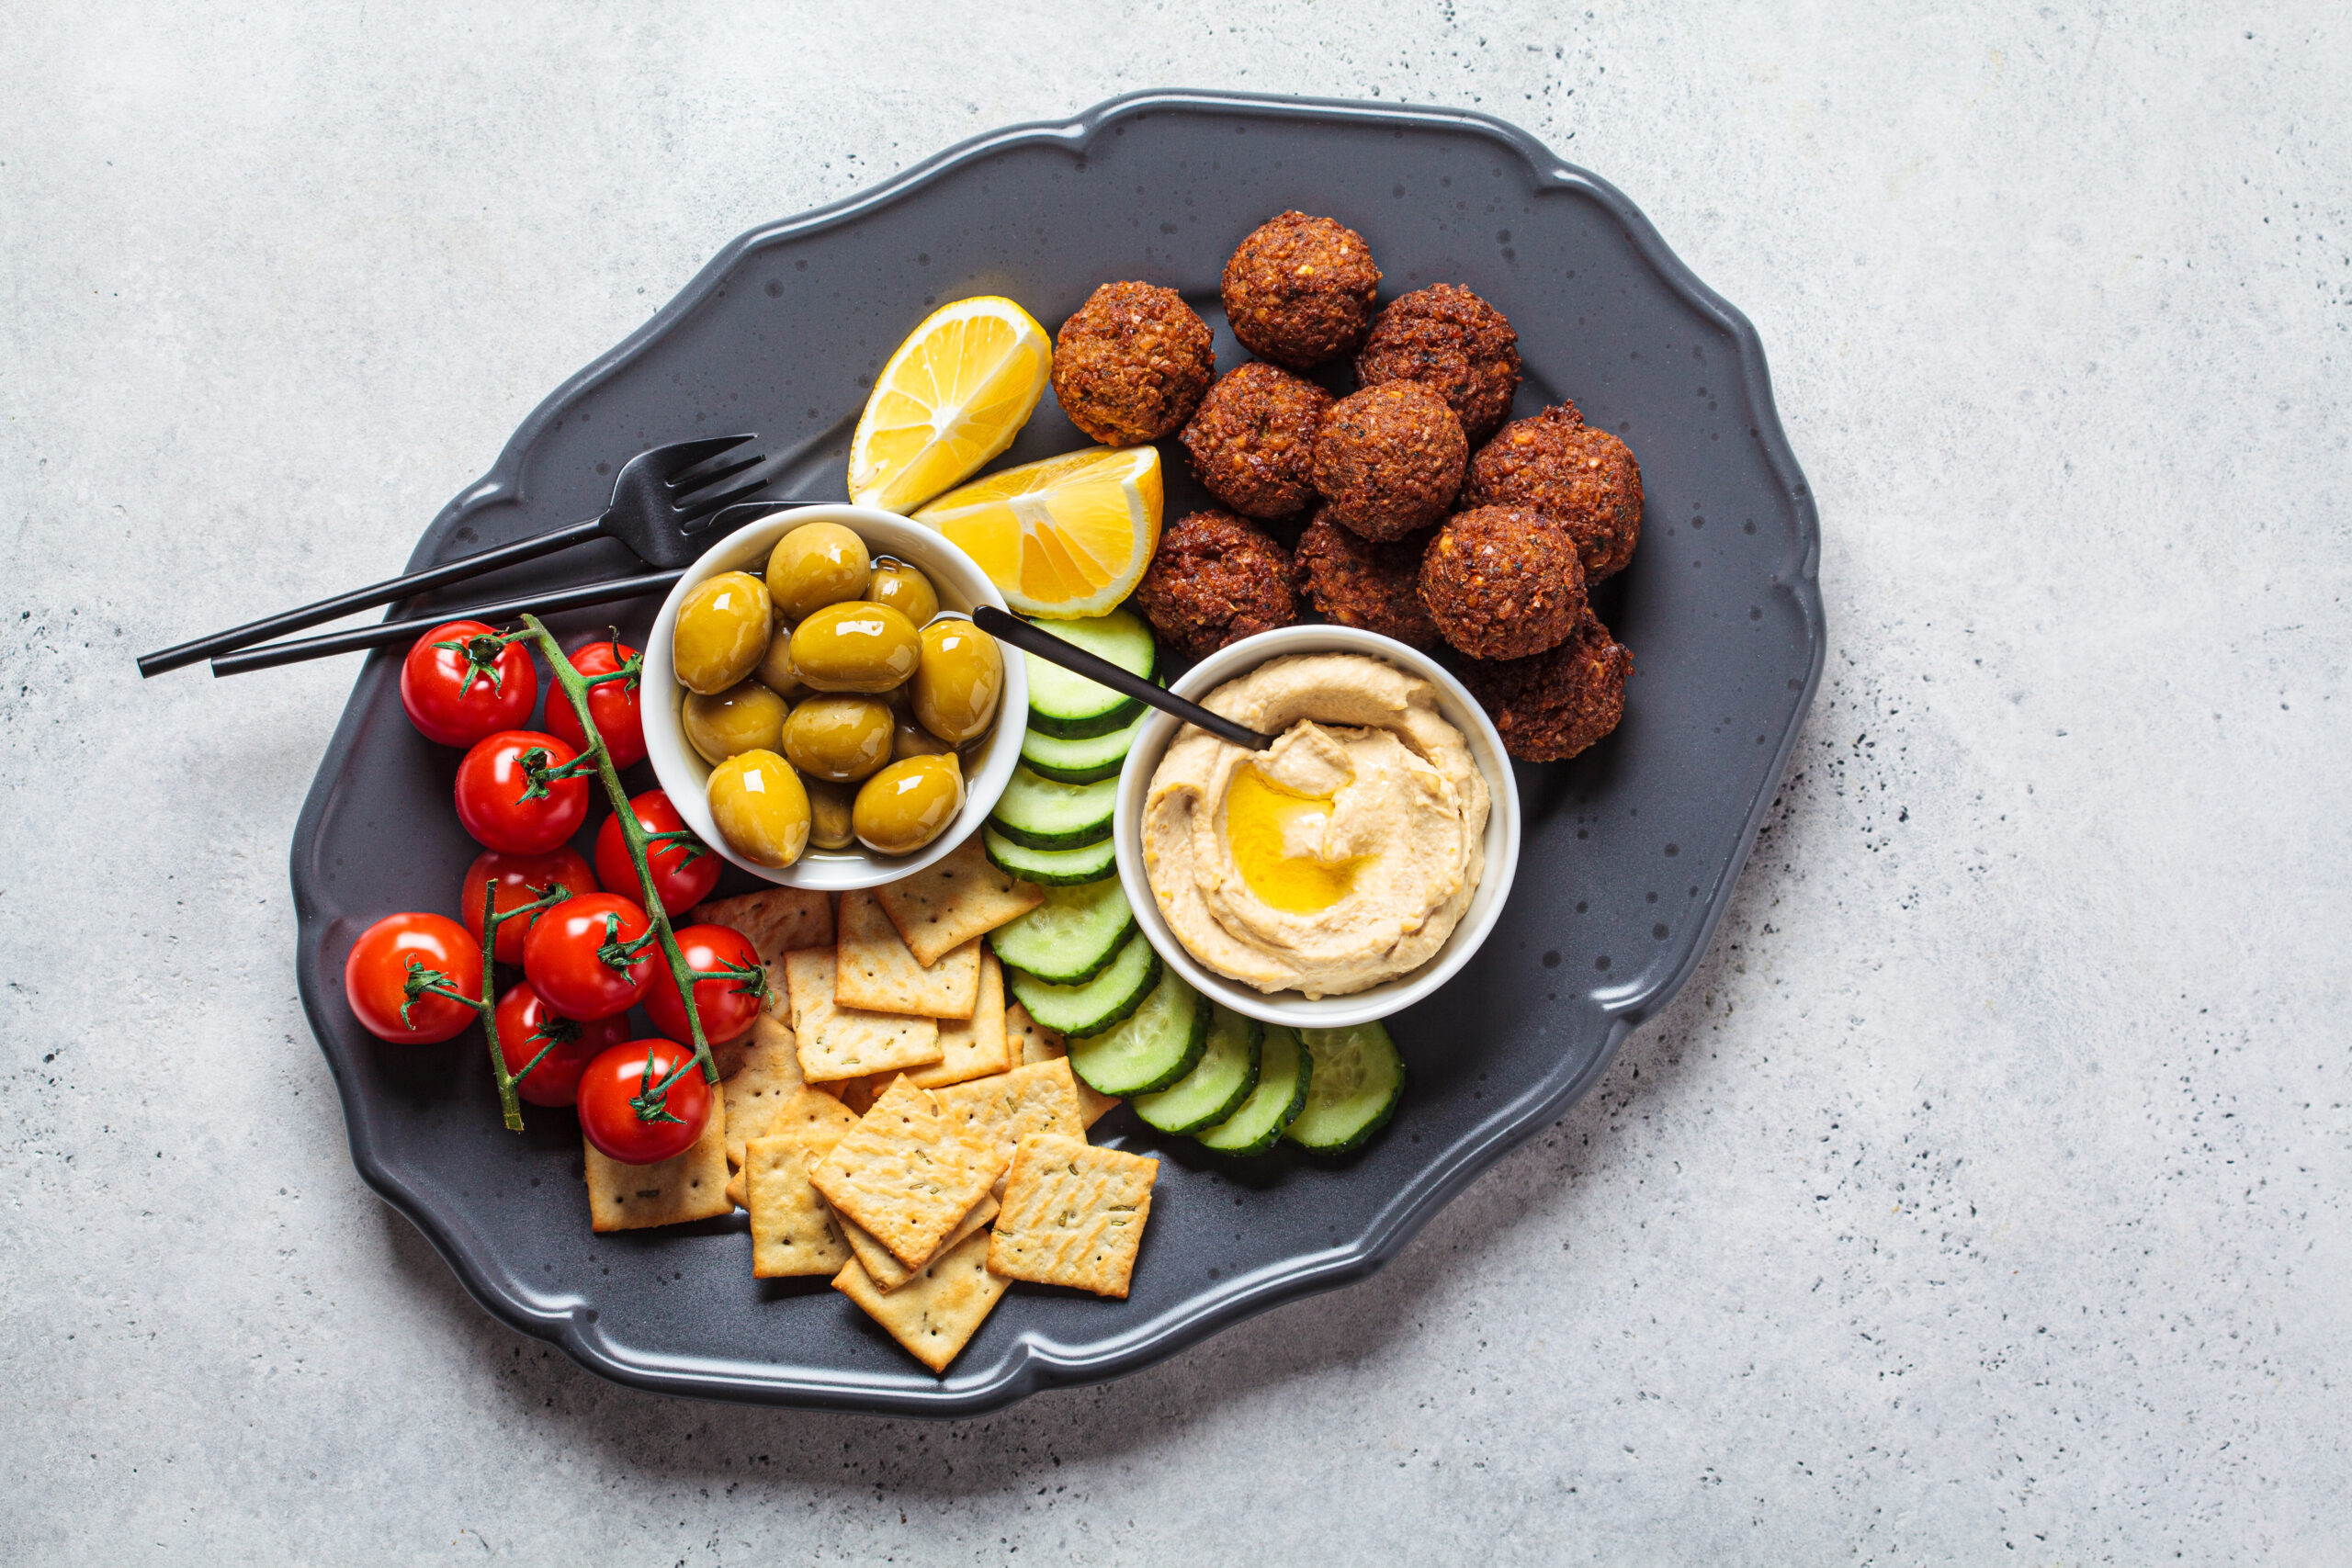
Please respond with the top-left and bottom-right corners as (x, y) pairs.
(493, 979), (630, 1107)
(399, 620), (538, 748)
(644, 923), (766, 1047)
(577, 1039), (712, 1165)
(542, 637), (647, 769)
(521, 892), (655, 1021)
(345, 913), (483, 1043)
(454, 729), (590, 853)
(594, 790), (720, 918)
(459, 847), (600, 964)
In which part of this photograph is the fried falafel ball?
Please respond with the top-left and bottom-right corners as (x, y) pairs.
(1462, 402), (1644, 580)
(1220, 211), (1382, 370)
(1179, 362), (1333, 519)
(1457, 610), (1633, 761)
(1293, 511), (1442, 649)
(1310, 382), (1468, 542)
(1049, 281), (1216, 446)
(1354, 283), (1522, 444)
(1417, 504), (1588, 660)
(1133, 509), (1301, 659)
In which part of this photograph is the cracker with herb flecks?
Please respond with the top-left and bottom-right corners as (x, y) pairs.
(933, 1057), (1087, 1179)
(833, 890), (980, 1019)
(744, 1134), (854, 1278)
(727, 1084), (857, 1208)
(875, 837), (1045, 965)
(988, 1134), (1156, 1298)
(839, 1192), (999, 1292)
(784, 947), (942, 1083)
(807, 1077), (1003, 1267)
(720, 1017), (808, 1152)
(908, 951), (1012, 1090)
(583, 1098), (732, 1233)
(1009, 1002), (1122, 1127)
(692, 886), (834, 963)
(832, 1228), (1010, 1374)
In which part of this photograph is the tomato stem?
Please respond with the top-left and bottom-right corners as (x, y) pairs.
(474, 884), (568, 1132)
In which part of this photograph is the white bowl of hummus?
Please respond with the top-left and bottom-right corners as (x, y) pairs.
(1114, 626), (1521, 1029)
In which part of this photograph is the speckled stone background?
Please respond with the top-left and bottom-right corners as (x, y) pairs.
(4, 2), (2346, 1562)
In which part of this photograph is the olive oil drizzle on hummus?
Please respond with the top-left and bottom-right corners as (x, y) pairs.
(1222, 764), (1369, 914)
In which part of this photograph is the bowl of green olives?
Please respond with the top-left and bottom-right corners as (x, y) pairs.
(640, 504), (1026, 891)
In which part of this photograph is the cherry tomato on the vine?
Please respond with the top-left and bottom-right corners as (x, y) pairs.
(644, 923), (766, 1047)
(399, 620), (538, 748)
(492, 979), (629, 1107)
(542, 637), (647, 769)
(454, 729), (590, 853)
(521, 891), (655, 1021)
(345, 912), (482, 1043)
(459, 847), (599, 965)
(577, 1038), (713, 1165)
(594, 790), (720, 918)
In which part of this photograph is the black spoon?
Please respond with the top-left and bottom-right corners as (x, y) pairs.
(972, 605), (1276, 752)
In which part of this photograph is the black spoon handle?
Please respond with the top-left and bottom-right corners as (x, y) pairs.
(973, 605), (1274, 752)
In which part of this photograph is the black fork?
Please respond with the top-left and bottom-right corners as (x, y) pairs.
(137, 434), (770, 677)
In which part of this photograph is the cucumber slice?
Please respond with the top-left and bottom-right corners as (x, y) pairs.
(1006, 929), (1160, 1038)
(980, 826), (1118, 887)
(1024, 609), (1157, 739)
(1020, 706), (1148, 784)
(1133, 1004), (1261, 1134)
(988, 877), (1136, 986)
(1283, 1021), (1406, 1152)
(1196, 1024), (1312, 1156)
(988, 764), (1118, 850)
(1066, 964), (1206, 1097)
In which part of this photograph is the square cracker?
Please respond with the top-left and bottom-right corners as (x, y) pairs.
(583, 1097), (732, 1233)
(784, 947), (942, 1083)
(833, 890), (980, 1020)
(833, 1226), (1010, 1375)
(727, 1084), (857, 1208)
(988, 1134), (1157, 1298)
(875, 837), (1045, 965)
(1009, 1003), (1122, 1128)
(841, 1193), (999, 1292)
(691, 886), (834, 961)
(908, 950), (1012, 1089)
(808, 1077), (1003, 1267)
(720, 1015), (808, 1160)
(831, 1071), (899, 1118)
(744, 1135), (854, 1278)
(934, 1057), (1087, 1175)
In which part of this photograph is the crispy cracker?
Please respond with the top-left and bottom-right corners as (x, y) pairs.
(832, 1071), (899, 1118)
(934, 1057), (1087, 1174)
(727, 1084), (857, 1207)
(691, 886), (835, 960)
(720, 1015), (809, 1161)
(908, 950), (1012, 1089)
(988, 1134), (1157, 1298)
(832, 1227), (1010, 1375)
(841, 1193), (999, 1292)
(583, 1097), (732, 1233)
(807, 1077), (1002, 1267)
(784, 947), (942, 1083)
(744, 1135), (854, 1278)
(833, 890), (981, 1019)
(1009, 1002), (1122, 1127)
(875, 837), (1046, 965)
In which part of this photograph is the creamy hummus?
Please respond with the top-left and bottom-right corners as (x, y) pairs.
(1142, 653), (1489, 998)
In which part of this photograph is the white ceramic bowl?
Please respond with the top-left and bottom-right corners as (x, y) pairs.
(1112, 625), (1521, 1030)
(641, 503), (1028, 893)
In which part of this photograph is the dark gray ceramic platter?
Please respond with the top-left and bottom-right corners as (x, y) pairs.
(288, 89), (1823, 1415)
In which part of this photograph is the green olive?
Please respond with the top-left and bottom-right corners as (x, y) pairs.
(787, 601), (922, 694)
(805, 779), (857, 852)
(852, 752), (965, 856)
(683, 680), (789, 765)
(706, 749), (809, 868)
(672, 571), (774, 694)
(892, 715), (955, 761)
(781, 694), (894, 783)
(763, 523), (871, 622)
(910, 619), (1003, 744)
(866, 558), (940, 627)
(753, 631), (806, 701)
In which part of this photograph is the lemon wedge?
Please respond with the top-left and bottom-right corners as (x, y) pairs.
(847, 297), (1051, 514)
(913, 446), (1163, 619)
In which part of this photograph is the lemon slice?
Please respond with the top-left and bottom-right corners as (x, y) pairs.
(914, 446), (1163, 618)
(847, 297), (1051, 514)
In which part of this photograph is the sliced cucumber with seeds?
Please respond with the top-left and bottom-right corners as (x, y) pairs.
(981, 826), (1118, 887)
(1282, 1021), (1406, 1153)
(1006, 929), (1159, 1038)
(1196, 1024), (1311, 1156)
(1020, 705), (1148, 784)
(989, 764), (1118, 850)
(1066, 963), (1206, 1097)
(1134, 1003), (1261, 1134)
(1023, 609), (1157, 739)
(988, 877), (1136, 986)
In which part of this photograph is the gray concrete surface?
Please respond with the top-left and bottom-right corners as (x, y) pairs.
(4, 2), (2346, 1562)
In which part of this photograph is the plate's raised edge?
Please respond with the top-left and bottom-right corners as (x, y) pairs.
(291, 87), (1826, 1417)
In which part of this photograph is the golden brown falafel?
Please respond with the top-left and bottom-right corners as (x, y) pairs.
(1354, 283), (1522, 444)
(1219, 212), (1382, 370)
(1293, 512), (1442, 649)
(1462, 403), (1644, 580)
(1457, 610), (1632, 761)
(1310, 382), (1467, 543)
(1179, 362), (1333, 519)
(1050, 281), (1216, 446)
(1417, 504), (1588, 660)
(1133, 510), (1301, 659)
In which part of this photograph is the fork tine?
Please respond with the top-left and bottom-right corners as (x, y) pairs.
(651, 432), (757, 477)
(677, 479), (773, 522)
(667, 452), (765, 497)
